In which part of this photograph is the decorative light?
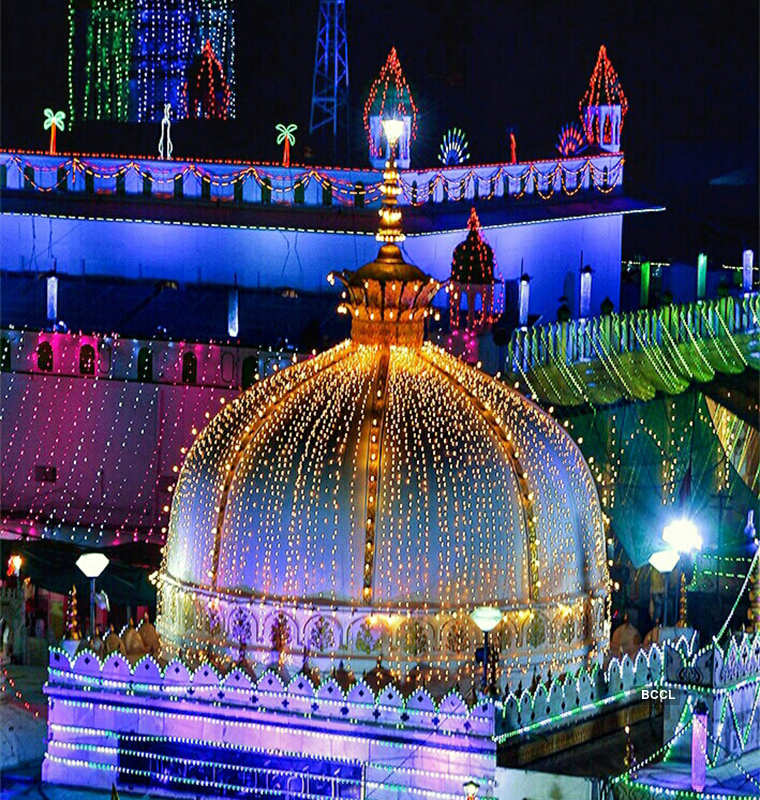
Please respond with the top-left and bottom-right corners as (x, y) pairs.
(381, 118), (404, 147)
(363, 47), (418, 157)
(76, 552), (109, 579)
(649, 549), (679, 574)
(134, 0), (235, 123)
(579, 44), (628, 145)
(183, 39), (231, 120)
(449, 208), (502, 331)
(227, 287), (239, 338)
(46, 275), (59, 322)
(439, 128), (470, 165)
(6, 554), (22, 577)
(463, 779), (480, 798)
(663, 518), (701, 554)
(470, 606), (501, 632)
(76, 552), (109, 639)
(158, 103), (173, 160)
(556, 122), (586, 157)
(42, 109), (65, 155)
(275, 123), (297, 167)
(67, 1), (236, 125)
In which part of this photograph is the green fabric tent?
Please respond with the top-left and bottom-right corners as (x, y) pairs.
(567, 388), (759, 567)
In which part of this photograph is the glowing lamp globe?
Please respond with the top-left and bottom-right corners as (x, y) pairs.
(76, 552), (109, 579)
(382, 118), (405, 146)
(649, 549), (679, 574)
(663, 518), (701, 554)
(470, 606), (502, 633)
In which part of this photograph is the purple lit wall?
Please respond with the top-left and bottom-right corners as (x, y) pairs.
(0, 330), (293, 544)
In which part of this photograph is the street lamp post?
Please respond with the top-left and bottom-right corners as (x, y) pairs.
(648, 549), (679, 626)
(75, 553), (109, 638)
(650, 518), (701, 627)
(470, 606), (502, 693)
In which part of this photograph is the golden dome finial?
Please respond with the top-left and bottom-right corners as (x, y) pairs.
(326, 121), (443, 346)
(376, 120), (405, 244)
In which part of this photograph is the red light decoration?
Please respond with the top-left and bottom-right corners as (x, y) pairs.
(556, 122), (587, 156)
(449, 208), (501, 331)
(183, 40), (230, 120)
(578, 45), (628, 144)
(362, 47), (418, 157)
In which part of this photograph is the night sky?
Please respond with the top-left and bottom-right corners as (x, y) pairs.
(2, 0), (758, 256)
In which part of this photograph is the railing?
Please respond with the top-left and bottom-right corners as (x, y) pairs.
(495, 633), (697, 742)
(508, 292), (760, 375)
(0, 150), (624, 210)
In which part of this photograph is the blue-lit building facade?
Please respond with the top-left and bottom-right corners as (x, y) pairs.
(1, 148), (656, 333)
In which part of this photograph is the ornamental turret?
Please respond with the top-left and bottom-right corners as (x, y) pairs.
(579, 44), (627, 152)
(449, 208), (498, 332)
(363, 48), (417, 169)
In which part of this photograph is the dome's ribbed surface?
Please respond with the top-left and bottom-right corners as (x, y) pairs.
(164, 341), (605, 610)
(157, 153), (608, 681)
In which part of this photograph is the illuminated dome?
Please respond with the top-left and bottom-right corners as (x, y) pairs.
(156, 151), (608, 687)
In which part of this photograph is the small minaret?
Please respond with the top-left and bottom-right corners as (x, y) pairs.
(579, 45), (628, 152)
(449, 208), (497, 332)
(363, 48), (417, 169)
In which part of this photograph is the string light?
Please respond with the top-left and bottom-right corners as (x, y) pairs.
(0, 329), (296, 545)
(1, 151), (624, 206)
(155, 152), (608, 686)
(68, 0), (133, 126)
(556, 122), (586, 157)
(362, 48), (418, 158)
(507, 292), (758, 407)
(66, 1), (235, 125)
(182, 39), (231, 120)
(579, 44), (628, 147)
(449, 207), (502, 331)
(134, 0), (235, 123)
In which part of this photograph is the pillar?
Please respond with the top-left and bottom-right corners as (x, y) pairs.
(691, 702), (708, 792)
(697, 253), (707, 300)
(743, 249), (754, 293)
(640, 261), (650, 307)
(228, 287), (239, 338)
(46, 275), (58, 323)
(580, 265), (592, 319)
(518, 274), (530, 327)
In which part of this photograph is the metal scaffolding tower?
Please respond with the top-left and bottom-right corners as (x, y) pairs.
(309, 0), (349, 144)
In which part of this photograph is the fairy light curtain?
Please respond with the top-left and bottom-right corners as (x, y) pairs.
(567, 389), (760, 568)
(67, 0), (236, 125)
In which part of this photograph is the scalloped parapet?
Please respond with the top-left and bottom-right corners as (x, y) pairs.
(45, 646), (492, 735)
(42, 645), (496, 797)
(494, 634), (696, 742)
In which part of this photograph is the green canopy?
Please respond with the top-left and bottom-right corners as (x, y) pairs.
(567, 388), (759, 567)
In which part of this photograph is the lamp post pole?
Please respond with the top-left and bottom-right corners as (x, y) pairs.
(663, 569), (669, 628)
(470, 606), (502, 696)
(88, 577), (96, 639)
(482, 629), (489, 691)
